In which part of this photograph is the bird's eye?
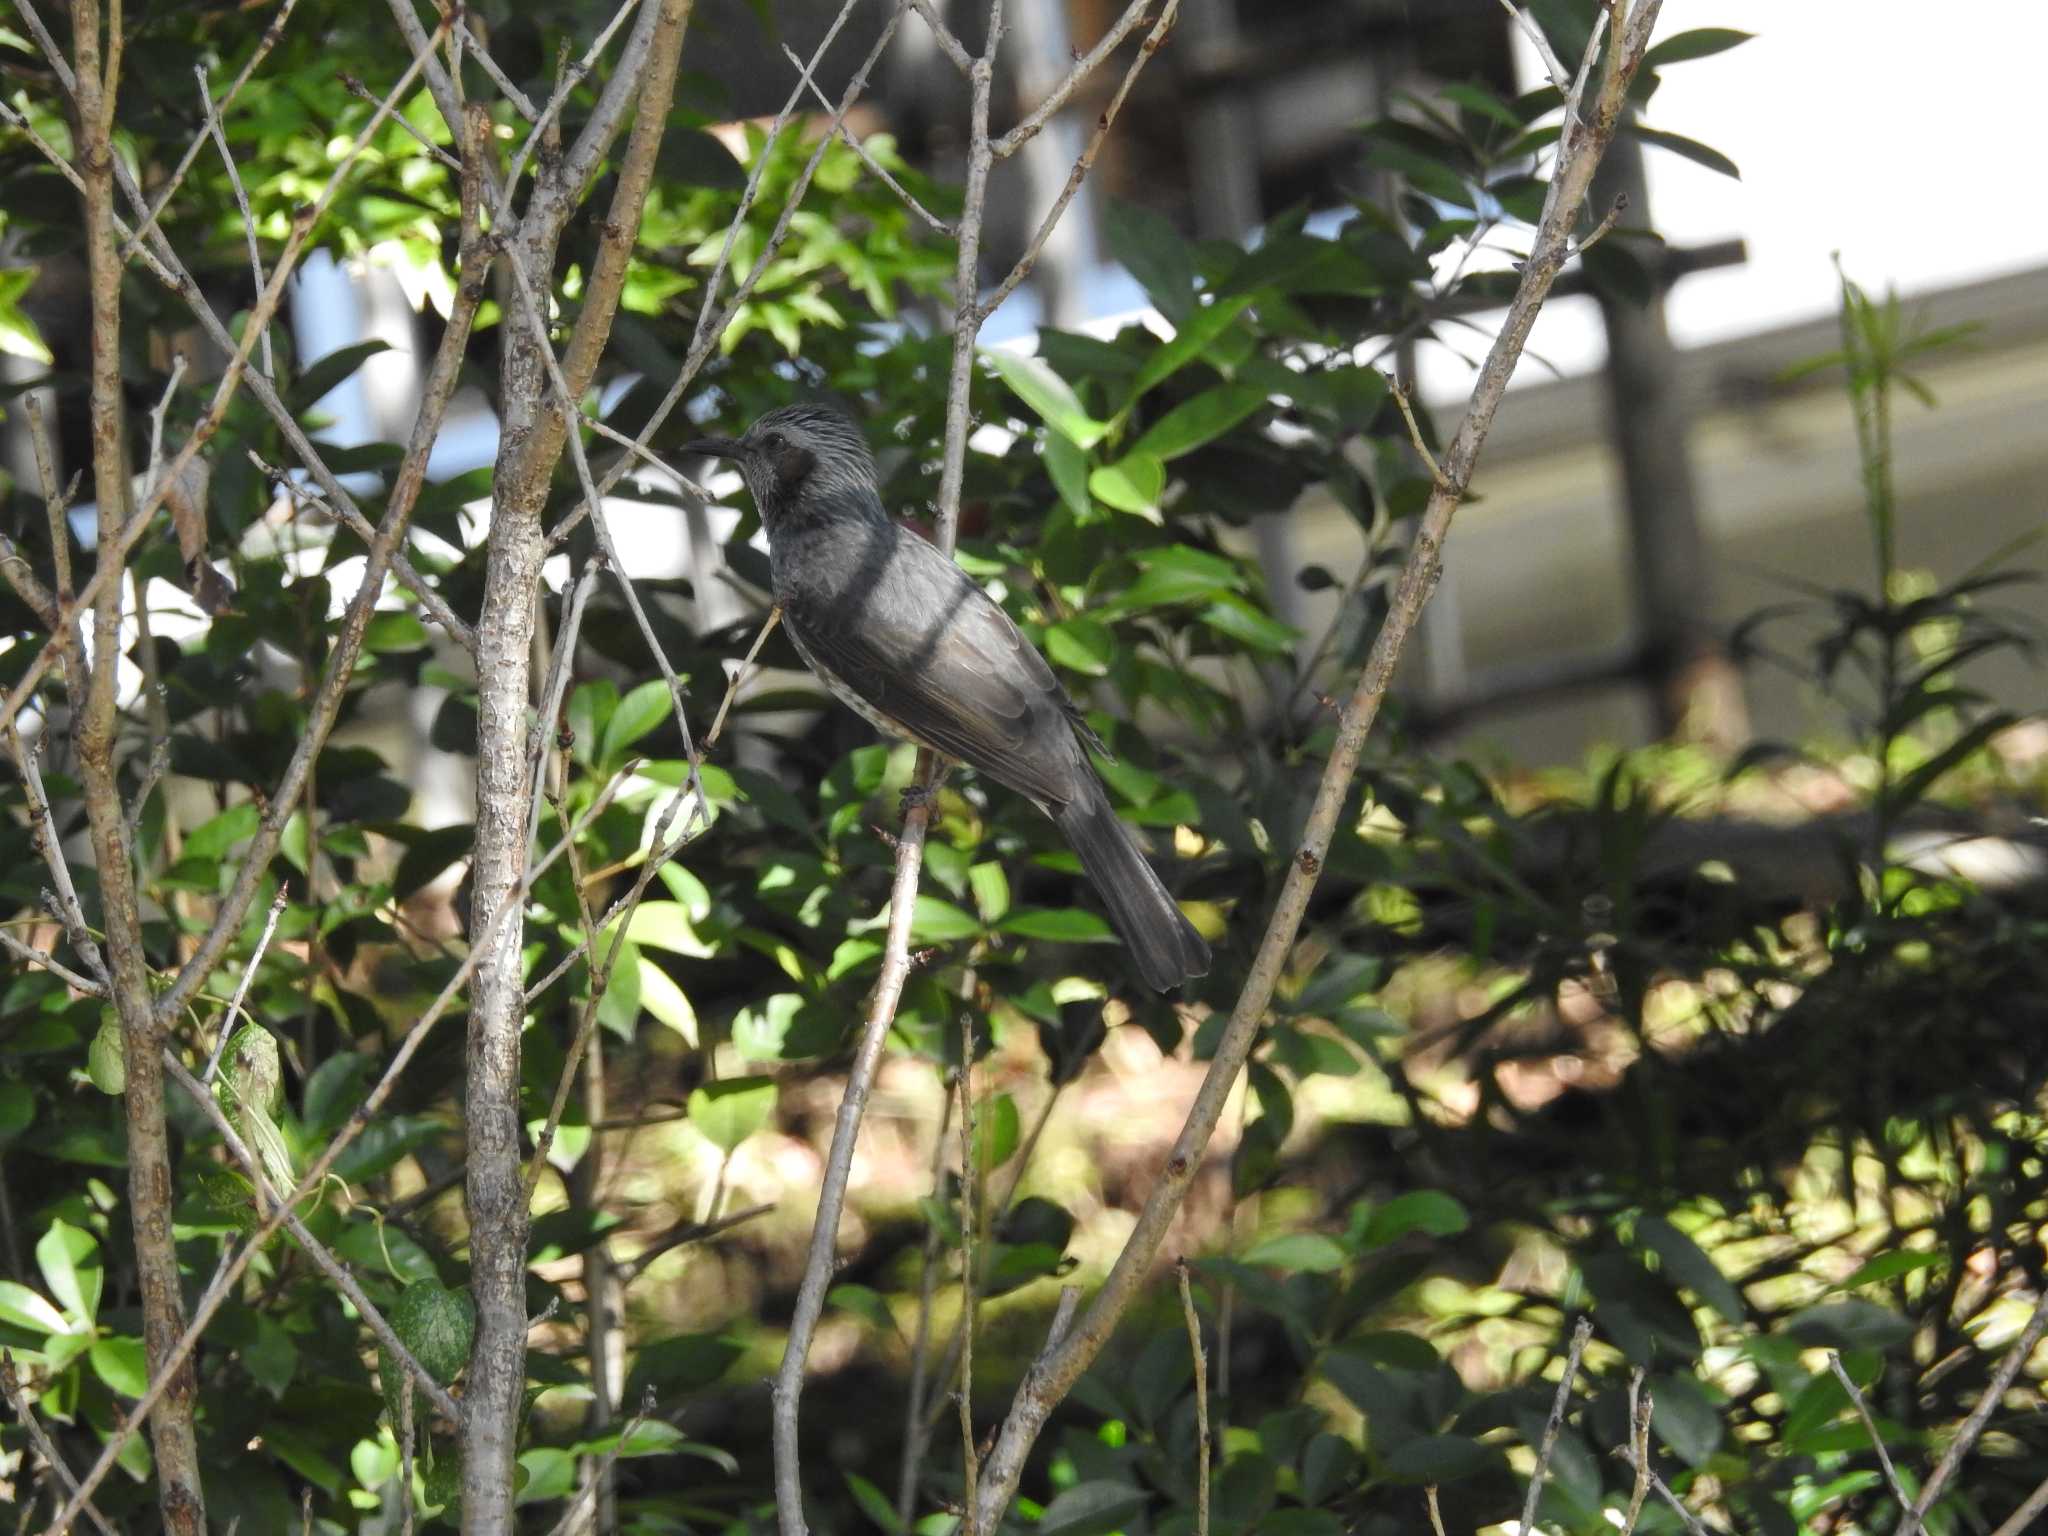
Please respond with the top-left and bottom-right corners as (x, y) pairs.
(762, 432), (785, 452)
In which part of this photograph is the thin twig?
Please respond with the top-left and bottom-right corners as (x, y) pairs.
(1497, 0), (1572, 92)
(1902, 1286), (2048, 1536)
(454, 13), (538, 120)
(994, 0), (1159, 158)
(1390, 382), (1450, 491)
(705, 606), (784, 746)
(545, 0), (890, 552)
(975, 0), (1181, 322)
(896, 1084), (959, 1523)
(8, 727), (110, 984)
(195, 66), (272, 378)
(1829, 1352), (1913, 1512)
(1520, 1317), (1593, 1533)
(613, 1201), (777, 1288)
(906, 0), (974, 74)
(539, 1388), (660, 1536)
(398, 1374), (416, 1536)
(1177, 1261), (1210, 1536)
(957, 1036), (980, 1513)
(157, 1052), (464, 1425)
(1574, 191), (1630, 256)
(0, 927), (106, 995)
(116, 0), (305, 260)
(1990, 1475), (2048, 1536)
(1618, 1368), (1653, 1535)
(968, 8), (1667, 1524)
(782, 43), (952, 233)
(1424, 1486), (1447, 1536)
(1, 1350), (120, 1536)
(201, 888), (290, 1085)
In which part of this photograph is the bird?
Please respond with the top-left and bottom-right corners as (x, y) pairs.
(683, 403), (1211, 993)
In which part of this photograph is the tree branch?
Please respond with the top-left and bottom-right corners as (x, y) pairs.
(968, 6), (1667, 1525)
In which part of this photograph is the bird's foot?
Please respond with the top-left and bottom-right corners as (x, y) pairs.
(899, 779), (938, 819)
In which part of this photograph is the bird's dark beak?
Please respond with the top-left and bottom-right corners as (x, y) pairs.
(680, 436), (745, 461)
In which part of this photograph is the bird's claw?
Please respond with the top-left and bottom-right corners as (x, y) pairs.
(899, 780), (938, 818)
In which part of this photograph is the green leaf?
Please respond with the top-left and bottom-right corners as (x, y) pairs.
(1243, 1232), (1349, 1273)
(909, 895), (981, 943)
(1132, 385), (1266, 461)
(1628, 124), (1741, 179)
(184, 801), (261, 863)
(0, 1279), (69, 1336)
(967, 862), (1012, 923)
(1104, 199), (1196, 324)
(1641, 27), (1754, 67)
(1042, 428), (1094, 519)
(88, 1012), (125, 1096)
(1038, 1479), (1151, 1536)
(1045, 617), (1115, 676)
(0, 266), (54, 363)
(1358, 1191), (1469, 1246)
(998, 907), (1115, 942)
(1201, 593), (1301, 655)
(689, 1076), (778, 1153)
(287, 340), (393, 414)
(381, 1280), (476, 1424)
(1651, 1371), (1725, 1467)
(974, 1092), (1021, 1173)
(1638, 1214), (1747, 1322)
(1836, 1250), (1942, 1291)
(845, 1470), (907, 1533)
(36, 1219), (101, 1327)
(1103, 544), (1241, 613)
(0, 1081), (34, 1143)
(1088, 454), (1164, 515)
(1124, 294), (1254, 403)
(1381, 1434), (1499, 1485)
(636, 954), (698, 1045)
(89, 1335), (150, 1397)
(828, 1283), (898, 1335)
(986, 350), (1109, 449)
(601, 679), (673, 765)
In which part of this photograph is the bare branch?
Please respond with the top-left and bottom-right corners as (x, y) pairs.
(1619, 1368), (1653, 1534)
(957, 1039), (981, 1512)
(968, 8), (1667, 1525)
(1520, 1317), (1593, 1532)
(199, 889), (290, 1085)
(1828, 1352), (1913, 1512)
(782, 42), (953, 233)
(993, 0), (1159, 158)
(976, 0), (1181, 323)
(1902, 1286), (2048, 1536)
(772, 779), (943, 1536)
(157, 1052), (464, 1425)
(1991, 1476), (2048, 1536)
(613, 1201), (777, 1288)
(456, 12), (539, 120)
(0, 925), (105, 995)
(194, 66), (273, 378)
(896, 1084), (958, 1523)
(1497, 0), (1572, 93)
(1177, 1261), (1210, 1536)
(7, 726), (110, 984)
(116, 0), (305, 260)
(907, 0), (974, 75)
(1, 1350), (119, 1535)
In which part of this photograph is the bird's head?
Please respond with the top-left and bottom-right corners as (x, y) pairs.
(682, 404), (878, 525)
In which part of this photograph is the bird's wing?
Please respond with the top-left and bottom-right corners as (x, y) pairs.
(784, 524), (1088, 808)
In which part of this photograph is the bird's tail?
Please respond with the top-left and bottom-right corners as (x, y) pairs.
(1055, 778), (1211, 993)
